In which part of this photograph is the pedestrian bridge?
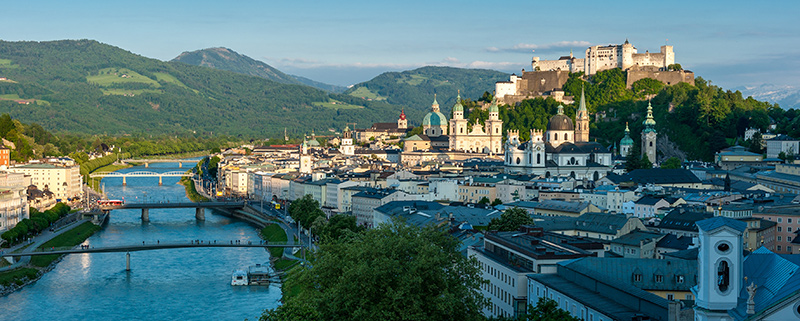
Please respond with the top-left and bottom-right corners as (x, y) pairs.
(89, 171), (192, 186)
(98, 201), (247, 222)
(1, 241), (298, 257)
(121, 159), (197, 168)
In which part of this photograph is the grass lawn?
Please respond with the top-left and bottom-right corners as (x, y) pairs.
(0, 58), (18, 68)
(31, 222), (101, 268)
(347, 86), (386, 100)
(312, 100), (363, 109)
(0, 268), (38, 287)
(100, 88), (162, 96)
(87, 68), (161, 88)
(0, 94), (21, 100)
(180, 177), (209, 202)
(153, 72), (197, 93)
(260, 224), (287, 258)
(273, 257), (298, 271)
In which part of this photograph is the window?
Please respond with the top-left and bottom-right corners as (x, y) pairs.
(676, 275), (684, 283)
(667, 294), (674, 300)
(779, 227), (783, 232)
(686, 294), (693, 300)
(790, 227), (794, 232)
(718, 261), (730, 292)
(779, 236), (782, 242)
(655, 274), (663, 283)
(779, 218), (783, 223)
(790, 218), (794, 223)
(633, 273), (642, 282)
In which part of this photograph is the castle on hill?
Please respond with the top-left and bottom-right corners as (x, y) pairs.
(495, 39), (694, 106)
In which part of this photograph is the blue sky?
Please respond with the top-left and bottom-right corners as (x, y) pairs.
(2, 0), (799, 89)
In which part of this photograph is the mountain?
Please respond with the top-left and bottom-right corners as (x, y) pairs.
(344, 66), (509, 122)
(0, 40), (397, 136)
(734, 84), (800, 109)
(172, 47), (345, 93)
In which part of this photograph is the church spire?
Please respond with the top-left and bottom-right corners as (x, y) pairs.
(643, 100), (656, 131)
(431, 94), (440, 112)
(578, 85), (588, 114)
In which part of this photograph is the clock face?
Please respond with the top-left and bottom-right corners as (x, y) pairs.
(536, 146), (541, 151)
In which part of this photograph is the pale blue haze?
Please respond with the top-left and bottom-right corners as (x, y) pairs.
(1, 0), (798, 88)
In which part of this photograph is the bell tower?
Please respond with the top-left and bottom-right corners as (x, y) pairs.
(694, 216), (746, 321)
(641, 101), (657, 164)
(575, 86), (590, 142)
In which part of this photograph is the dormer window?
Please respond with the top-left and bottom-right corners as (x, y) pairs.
(633, 273), (642, 282)
(655, 274), (663, 283)
(676, 275), (684, 283)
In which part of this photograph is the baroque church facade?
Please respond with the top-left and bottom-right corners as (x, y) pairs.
(504, 88), (613, 180)
(405, 94), (504, 154)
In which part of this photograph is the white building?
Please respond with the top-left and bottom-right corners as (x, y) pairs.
(9, 162), (81, 201)
(765, 134), (798, 159)
(0, 172), (29, 234)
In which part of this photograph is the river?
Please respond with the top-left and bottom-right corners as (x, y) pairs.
(0, 162), (280, 321)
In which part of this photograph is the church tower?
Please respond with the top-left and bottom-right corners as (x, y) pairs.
(641, 101), (657, 164)
(397, 109), (407, 129)
(299, 138), (312, 174)
(620, 122), (634, 157)
(575, 86), (590, 142)
(485, 97), (503, 154)
(340, 126), (354, 156)
(694, 217), (746, 321)
(449, 91), (469, 151)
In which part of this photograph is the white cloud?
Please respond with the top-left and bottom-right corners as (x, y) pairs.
(487, 40), (591, 53)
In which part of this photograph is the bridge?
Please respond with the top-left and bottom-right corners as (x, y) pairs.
(89, 170), (192, 186)
(99, 201), (247, 222)
(1, 241), (301, 271)
(121, 159), (198, 168)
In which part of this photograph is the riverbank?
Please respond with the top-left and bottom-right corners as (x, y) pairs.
(0, 221), (102, 296)
(180, 177), (209, 202)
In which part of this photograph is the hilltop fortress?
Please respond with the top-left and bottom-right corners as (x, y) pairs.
(496, 40), (694, 105)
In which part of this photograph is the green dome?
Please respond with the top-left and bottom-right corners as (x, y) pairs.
(620, 136), (634, 146)
(453, 93), (464, 112)
(423, 111), (448, 126)
(488, 98), (499, 113)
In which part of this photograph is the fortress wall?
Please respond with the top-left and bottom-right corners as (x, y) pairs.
(626, 69), (695, 88)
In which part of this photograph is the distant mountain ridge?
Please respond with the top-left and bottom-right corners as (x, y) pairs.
(0, 40), (395, 136)
(344, 66), (510, 120)
(734, 84), (800, 109)
(172, 47), (346, 93)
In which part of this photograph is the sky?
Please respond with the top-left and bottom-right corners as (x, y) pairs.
(2, 0), (799, 90)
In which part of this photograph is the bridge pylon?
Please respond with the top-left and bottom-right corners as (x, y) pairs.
(126, 252), (131, 271)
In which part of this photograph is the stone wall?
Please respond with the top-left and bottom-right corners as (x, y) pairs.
(626, 67), (694, 88)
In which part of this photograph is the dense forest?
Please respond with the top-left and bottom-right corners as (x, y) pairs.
(0, 40), (398, 137)
(344, 66), (509, 123)
(462, 68), (788, 162)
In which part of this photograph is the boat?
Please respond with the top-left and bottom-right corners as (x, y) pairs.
(231, 270), (248, 286)
(247, 263), (276, 285)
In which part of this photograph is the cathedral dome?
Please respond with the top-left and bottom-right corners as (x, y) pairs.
(547, 105), (574, 131)
(423, 111), (447, 126)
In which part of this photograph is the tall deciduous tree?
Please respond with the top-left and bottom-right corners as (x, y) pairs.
(487, 207), (534, 232)
(288, 194), (324, 230)
(260, 219), (487, 321)
(661, 157), (682, 169)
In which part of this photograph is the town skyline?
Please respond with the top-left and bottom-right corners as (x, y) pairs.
(1, 0), (798, 91)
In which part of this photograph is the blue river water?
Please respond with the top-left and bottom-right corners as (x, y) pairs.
(0, 162), (280, 321)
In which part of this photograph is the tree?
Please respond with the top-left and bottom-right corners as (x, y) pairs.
(406, 126), (423, 137)
(640, 154), (653, 169)
(260, 219), (487, 321)
(478, 197), (490, 205)
(317, 214), (363, 243)
(288, 194), (324, 230)
(487, 207), (534, 232)
(625, 148), (641, 171)
(667, 63), (683, 71)
(488, 298), (581, 321)
(491, 198), (503, 206)
(661, 157), (681, 169)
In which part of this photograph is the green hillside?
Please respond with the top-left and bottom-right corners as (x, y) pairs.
(344, 66), (509, 124)
(0, 40), (397, 136)
(172, 47), (346, 93)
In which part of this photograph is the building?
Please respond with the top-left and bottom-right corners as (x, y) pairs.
(765, 134), (798, 159)
(0, 172), (29, 235)
(9, 161), (81, 201)
(504, 89), (612, 179)
(752, 205), (800, 254)
(449, 93), (503, 154)
(619, 122), (634, 157)
(353, 110), (410, 143)
(609, 229), (665, 258)
(340, 126), (355, 156)
(0, 145), (9, 168)
(715, 145), (763, 170)
(533, 40), (675, 76)
(468, 227), (599, 318)
(755, 163), (800, 194)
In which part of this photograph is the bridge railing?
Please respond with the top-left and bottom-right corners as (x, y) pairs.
(29, 241), (298, 253)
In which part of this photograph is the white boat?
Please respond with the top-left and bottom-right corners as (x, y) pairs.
(231, 270), (248, 286)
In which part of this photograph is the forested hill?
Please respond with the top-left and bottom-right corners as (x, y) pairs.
(345, 66), (509, 119)
(172, 47), (346, 93)
(0, 40), (395, 136)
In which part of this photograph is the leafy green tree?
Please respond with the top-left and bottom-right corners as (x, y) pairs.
(625, 147), (641, 171)
(260, 219), (487, 321)
(478, 196), (490, 205)
(406, 125), (423, 137)
(661, 157), (681, 169)
(640, 154), (653, 169)
(491, 198), (503, 206)
(317, 214), (363, 243)
(288, 194), (325, 230)
(487, 207), (534, 232)
(667, 63), (683, 71)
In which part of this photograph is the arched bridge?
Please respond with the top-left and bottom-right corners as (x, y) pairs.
(89, 171), (192, 186)
(121, 159), (198, 168)
(99, 201), (247, 222)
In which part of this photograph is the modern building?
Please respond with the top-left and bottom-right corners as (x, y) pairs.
(765, 134), (798, 159)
